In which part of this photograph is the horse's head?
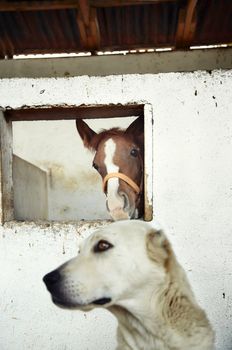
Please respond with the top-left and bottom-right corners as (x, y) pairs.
(76, 117), (144, 221)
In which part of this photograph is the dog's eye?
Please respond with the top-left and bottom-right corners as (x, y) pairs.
(130, 148), (138, 157)
(92, 162), (99, 171)
(93, 240), (113, 253)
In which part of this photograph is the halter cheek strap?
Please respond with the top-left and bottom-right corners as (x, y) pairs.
(102, 172), (140, 195)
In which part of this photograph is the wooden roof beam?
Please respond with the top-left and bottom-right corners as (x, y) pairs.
(90, 0), (178, 6)
(175, 0), (198, 49)
(77, 0), (100, 53)
(0, 0), (177, 11)
(0, 1), (82, 11)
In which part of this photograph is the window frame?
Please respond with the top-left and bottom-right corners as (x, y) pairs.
(0, 103), (153, 224)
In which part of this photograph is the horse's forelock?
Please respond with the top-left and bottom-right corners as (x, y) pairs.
(89, 128), (126, 151)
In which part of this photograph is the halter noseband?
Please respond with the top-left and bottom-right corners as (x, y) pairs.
(102, 172), (141, 195)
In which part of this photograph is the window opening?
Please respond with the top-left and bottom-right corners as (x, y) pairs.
(0, 105), (153, 223)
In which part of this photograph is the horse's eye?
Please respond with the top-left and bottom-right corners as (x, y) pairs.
(93, 240), (114, 253)
(130, 148), (138, 157)
(92, 162), (99, 171)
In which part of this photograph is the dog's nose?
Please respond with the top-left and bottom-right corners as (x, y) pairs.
(43, 270), (61, 288)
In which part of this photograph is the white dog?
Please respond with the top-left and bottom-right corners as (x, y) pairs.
(43, 220), (214, 350)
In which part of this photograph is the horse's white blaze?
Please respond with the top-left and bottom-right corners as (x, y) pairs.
(104, 139), (125, 212)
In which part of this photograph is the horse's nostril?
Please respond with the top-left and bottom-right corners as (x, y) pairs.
(120, 192), (129, 210)
(106, 200), (110, 212)
(43, 270), (61, 287)
(106, 192), (130, 212)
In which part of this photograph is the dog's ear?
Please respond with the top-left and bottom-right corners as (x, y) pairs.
(146, 229), (172, 267)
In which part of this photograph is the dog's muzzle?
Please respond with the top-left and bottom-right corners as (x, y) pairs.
(43, 270), (112, 307)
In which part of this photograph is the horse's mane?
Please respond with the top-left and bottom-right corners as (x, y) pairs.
(90, 127), (134, 151)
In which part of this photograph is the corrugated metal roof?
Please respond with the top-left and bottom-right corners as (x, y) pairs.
(193, 0), (232, 46)
(0, 9), (83, 56)
(97, 3), (182, 49)
(0, 0), (231, 59)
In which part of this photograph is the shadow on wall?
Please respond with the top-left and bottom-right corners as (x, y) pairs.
(13, 154), (106, 221)
(13, 155), (49, 221)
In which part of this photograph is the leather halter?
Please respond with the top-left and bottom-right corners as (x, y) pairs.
(102, 172), (141, 195)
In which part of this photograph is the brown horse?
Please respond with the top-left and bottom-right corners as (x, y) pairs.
(76, 117), (144, 221)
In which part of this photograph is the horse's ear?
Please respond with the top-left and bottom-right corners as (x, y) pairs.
(76, 119), (97, 150)
(125, 116), (144, 147)
(125, 116), (144, 135)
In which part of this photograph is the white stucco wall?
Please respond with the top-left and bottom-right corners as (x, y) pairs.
(0, 221), (117, 350)
(0, 70), (232, 350)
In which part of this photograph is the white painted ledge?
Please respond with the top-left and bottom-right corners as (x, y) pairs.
(0, 48), (232, 78)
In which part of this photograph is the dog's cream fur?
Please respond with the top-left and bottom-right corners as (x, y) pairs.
(44, 220), (214, 350)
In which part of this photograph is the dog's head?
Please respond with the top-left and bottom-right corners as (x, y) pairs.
(43, 220), (172, 311)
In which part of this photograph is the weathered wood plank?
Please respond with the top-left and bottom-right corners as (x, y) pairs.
(0, 1), (79, 11)
(77, 0), (100, 52)
(5, 105), (144, 121)
(176, 0), (198, 48)
(182, 0), (197, 46)
(0, 111), (14, 223)
(0, 0), (178, 11)
(143, 104), (153, 221)
(91, 0), (178, 6)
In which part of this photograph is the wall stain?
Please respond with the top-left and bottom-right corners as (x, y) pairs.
(39, 162), (99, 191)
(212, 96), (218, 107)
